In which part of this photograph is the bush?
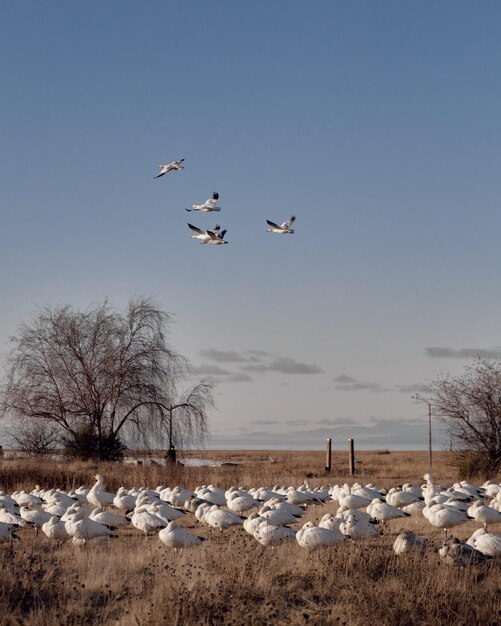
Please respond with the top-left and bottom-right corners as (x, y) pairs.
(455, 451), (493, 481)
(62, 426), (126, 461)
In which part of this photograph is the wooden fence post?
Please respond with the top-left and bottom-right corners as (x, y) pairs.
(325, 438), (332, 472)
(348, 438), (355, 476)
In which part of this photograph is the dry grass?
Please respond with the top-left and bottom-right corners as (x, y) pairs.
(1, 450), (500, 625)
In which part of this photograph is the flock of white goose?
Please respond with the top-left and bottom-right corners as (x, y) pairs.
(154, 158), (296, 245)
(1, 473), (501, 565)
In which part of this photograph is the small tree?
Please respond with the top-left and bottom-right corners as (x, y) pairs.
(429, 359), (501, 475)
(1, 297), (214, 459)
(6, 418), (59, 456)
(163, 382), (214, 462)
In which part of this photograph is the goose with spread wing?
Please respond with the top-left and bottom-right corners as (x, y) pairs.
(154, 159), (184, 178)
(266, 216), (295, 234)
(188, 223), (221, 243)
(186, 192), (221, 212)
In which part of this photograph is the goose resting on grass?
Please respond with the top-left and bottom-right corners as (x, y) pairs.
(159, 521), (203, 548)
(393, 530), (427, 555)
(266, 216), (295, 234)
(155, 159), (184, 178)
(439, 536), (491, 566)
(467, 528), (501, 556)
(186, 192), (221, 212)
(296, 521), (346, 548)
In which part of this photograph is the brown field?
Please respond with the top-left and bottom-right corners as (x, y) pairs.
(0, 450), (500, 626)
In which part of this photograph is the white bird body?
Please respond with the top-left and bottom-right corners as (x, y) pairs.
(243, 513), (265, 536)
(266, 216), (295, 234)
(0, 505), (27, 527)
(66, 510), (112, 544)
(90, 508), (130, 527)
(155, 159), (184, 178)
(366, 498), (408, 524)
(386, 488), (419, 508)
(186, 192), (221, 212)
(168, 487), (195, 508)
(425, 503), (471, 532)
(20, 505), (52, 529)
(87, 475), (115, 509)
(468, 500), (501, 530)
(258, 506), (297, 526)
(196, 486), (227, 506)
(187, 223), (222, 243)
(42, 500), (69, 517)
(339, 493), (372, 510)
(393, 530), (427, 555)
(296, 521), (346, 548)
(467, 528), (501, 556)
(340, 510), (380, 538)
(402, 501), (426, 516)
(205, 506), (243, 530)
(254, 520), (296, 546)
(264, 498), (304, 516)
(131, 508), (167, 535)
(227, 492), (260, 514)
(159, 521), (202, 548)
(42, 516), (70, 541)
(113, 488), (137, 511)
(319, 513), (343, 532)
(61, 503), (92, 522)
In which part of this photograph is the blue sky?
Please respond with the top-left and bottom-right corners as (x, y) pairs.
(2, 2), (501, 449)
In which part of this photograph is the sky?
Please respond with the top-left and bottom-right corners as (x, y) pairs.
(1, 1), (501, 450)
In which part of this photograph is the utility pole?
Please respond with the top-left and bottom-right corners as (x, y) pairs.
(412, 394), (432, 471)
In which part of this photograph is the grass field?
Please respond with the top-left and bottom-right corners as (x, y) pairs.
(0, 450), (500, 625)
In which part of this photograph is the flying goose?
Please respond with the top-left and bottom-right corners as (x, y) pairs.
(188, 223), (221, 243)
(154, 159), (185, 178)
(266, 216), (295, 234)
(186, 192), (221, 212)
(205, 229), (228, 245)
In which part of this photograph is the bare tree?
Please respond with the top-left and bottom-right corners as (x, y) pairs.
(1, 297), (214, 459)
(162, 381), (214, 462)
(429, 359), (501, 474)
(6, 418), (59, 456)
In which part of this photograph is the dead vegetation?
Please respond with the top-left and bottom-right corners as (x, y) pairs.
(0, 450), (500, 625)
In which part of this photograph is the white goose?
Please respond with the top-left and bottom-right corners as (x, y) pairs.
(155, 159), (184, 178)
(186, 192), (221, 212)
(205, 229), (228, 245)
(254, 519), (296, 546)
(87, 475), (115, 509)
(366, 498), (409, 528)
(425, 502), (471, 535)
(296, 521), (346, 548)
(20, 504), (52, 529)
(266, 216), (295, 234)
(65, 510), (112, 545)
(90, 508), (130, 528)
(42, 516), (70, 541)
(188, 223), (221, 243)
(204, 505), (243, 530)
(468, 500), (501, 531)
(159, 521), (203, 548)
(227, 491), (260, 514)
(467, 528), (501, 556)
(393, 530), (427, 555)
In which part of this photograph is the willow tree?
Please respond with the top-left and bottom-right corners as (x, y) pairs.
(1, 297), (214, 459)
